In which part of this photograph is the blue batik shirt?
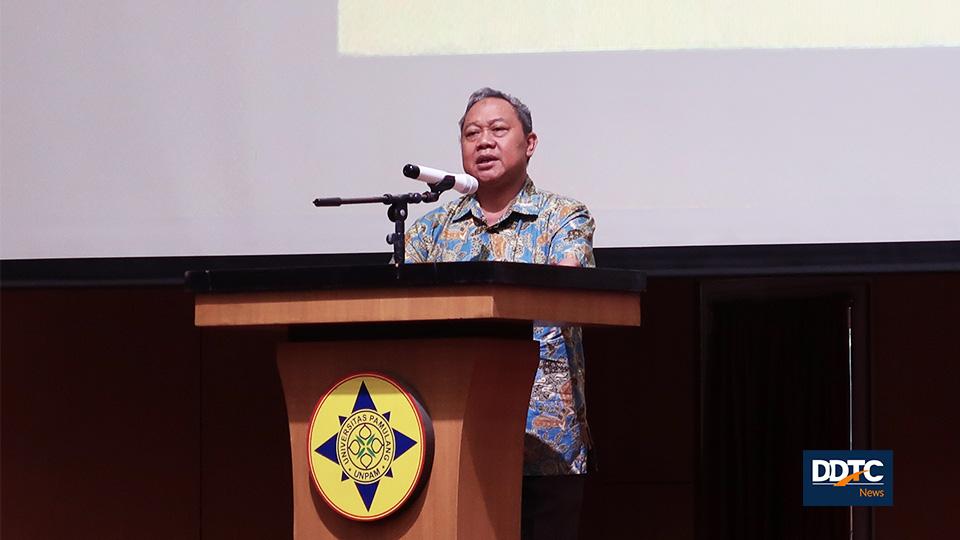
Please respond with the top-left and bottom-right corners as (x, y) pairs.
(404, 177), (595, 475)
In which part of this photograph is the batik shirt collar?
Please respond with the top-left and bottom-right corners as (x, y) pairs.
(451, 176), (541, 226)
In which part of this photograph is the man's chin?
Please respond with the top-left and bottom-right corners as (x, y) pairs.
(473, 167), (509, 184)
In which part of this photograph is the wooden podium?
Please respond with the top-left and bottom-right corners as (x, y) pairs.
(188, 262), (644, 539)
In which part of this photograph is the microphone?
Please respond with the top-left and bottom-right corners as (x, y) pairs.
(403, 164), (478, 195)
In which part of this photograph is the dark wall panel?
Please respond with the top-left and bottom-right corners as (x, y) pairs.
(200, 327), (291, 539)
(1, 288), (201, 539)
(582, 277), (699, 539)
(870, 273), (960, 539)
(3, 271), (958, 539)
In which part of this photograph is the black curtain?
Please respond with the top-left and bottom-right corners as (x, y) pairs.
(700, 296), (850, 540)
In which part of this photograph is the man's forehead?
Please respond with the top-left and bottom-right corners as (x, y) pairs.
(463, 97), (519, 125)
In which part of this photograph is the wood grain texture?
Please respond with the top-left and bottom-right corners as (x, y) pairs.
(196, 285), (640, 328)
(276, 338), (538, 539)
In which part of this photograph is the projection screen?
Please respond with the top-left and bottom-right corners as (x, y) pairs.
(2, 0), (958, 259)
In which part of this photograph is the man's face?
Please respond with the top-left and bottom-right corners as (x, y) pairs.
(460, 98), (537, 189)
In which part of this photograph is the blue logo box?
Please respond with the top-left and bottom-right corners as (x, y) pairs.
(802, 450), (893, 507)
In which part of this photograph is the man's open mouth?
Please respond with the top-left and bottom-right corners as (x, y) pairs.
(476, 155), (498, 167)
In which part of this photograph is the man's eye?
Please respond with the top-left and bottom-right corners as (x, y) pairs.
(493, 127), (508, 134)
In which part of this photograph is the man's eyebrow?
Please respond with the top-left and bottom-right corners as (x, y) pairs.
(463, 117), (507, 128)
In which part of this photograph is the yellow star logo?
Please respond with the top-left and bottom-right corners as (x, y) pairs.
(308, 374), (431, 520)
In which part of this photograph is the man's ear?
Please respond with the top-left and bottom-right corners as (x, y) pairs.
(525, 132), (538, 159)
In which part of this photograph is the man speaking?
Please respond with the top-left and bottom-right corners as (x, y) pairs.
(405, 88), (595, 539)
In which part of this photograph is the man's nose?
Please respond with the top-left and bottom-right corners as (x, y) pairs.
(476, 130), (496, 148)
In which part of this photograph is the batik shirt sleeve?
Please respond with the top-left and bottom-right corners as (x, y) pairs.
(404, 212), (434, 264)
(547, 204), (596, 267)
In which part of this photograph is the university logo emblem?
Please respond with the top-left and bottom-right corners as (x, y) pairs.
(308, 373), (433, 521)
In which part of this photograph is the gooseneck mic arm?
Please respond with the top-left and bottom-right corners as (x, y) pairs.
(313, 172), (456, 266)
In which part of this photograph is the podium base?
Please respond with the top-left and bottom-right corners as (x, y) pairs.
(277, 336), (538, 539)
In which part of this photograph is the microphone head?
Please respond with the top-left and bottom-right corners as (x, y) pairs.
(454, 173), (479, 195)
(402, 164), (420, 179)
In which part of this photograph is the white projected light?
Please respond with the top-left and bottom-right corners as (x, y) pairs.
(339, 0), (960, 56)
(1, 1), (958, 259)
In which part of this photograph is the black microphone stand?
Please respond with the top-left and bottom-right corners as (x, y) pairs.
(313, 177), (457, 267)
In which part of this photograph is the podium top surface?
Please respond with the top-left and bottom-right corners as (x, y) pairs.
(187, 262), (645, 328)
(185, 261), (645, 295)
